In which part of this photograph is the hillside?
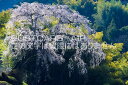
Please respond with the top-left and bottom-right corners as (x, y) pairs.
(0, 0), (128, 85)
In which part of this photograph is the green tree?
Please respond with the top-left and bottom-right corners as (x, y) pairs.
(0, 10), (10, 28)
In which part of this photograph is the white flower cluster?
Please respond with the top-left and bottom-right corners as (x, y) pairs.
(5, 2), (105, 75)
(8, 2), (94, 34)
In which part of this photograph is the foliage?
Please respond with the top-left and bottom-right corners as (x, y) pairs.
(0, 10), (11, 71)
(88, 31), (128, 85)
(58, 0), (128, 52)
(93, 0), (128, 51)
(58, 0), (96, 22)
(89, 32), (103, 43)
(0, 0), (128, 85)
(0, 10), (10, 28)
(0, 10), (10, 38)
(93, 0), (128, 30)
(22, 82), (28, 85)
(0, 81), (12, 85)
(0, 70), (26, 85)
(102, 43), (123, 61)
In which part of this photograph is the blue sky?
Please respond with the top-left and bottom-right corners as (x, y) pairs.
(0, 0), (21, 11)
(0, 0), (54, 11)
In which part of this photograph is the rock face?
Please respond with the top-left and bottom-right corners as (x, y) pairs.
(3, 2), (105, 85)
